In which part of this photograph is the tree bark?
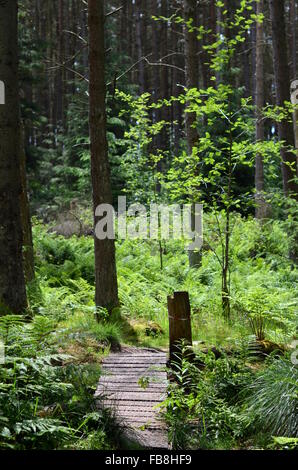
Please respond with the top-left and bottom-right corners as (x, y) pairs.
(289, 0), (298, 157)
(269, 0), (297, 198)
(255, 0), (268, 219)
(289, 0), (297, 81)
(0, 0), (27, 313)
(19, 123), (35, 283)
(184, 0), (199, 157)
(135, 0), (145, 94)
(88, 0), (119, 311)
(56, 0), (65, 128)
(184, 0), (201, 268)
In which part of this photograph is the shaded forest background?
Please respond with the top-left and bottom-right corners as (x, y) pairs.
(19, 0), (297, 214)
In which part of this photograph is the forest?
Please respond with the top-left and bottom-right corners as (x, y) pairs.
(0, 0), (297, 452)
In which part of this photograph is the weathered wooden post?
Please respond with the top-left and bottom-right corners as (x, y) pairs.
(167, 291), (193, 364)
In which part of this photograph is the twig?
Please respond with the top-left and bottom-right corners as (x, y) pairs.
(47, 45), (87, 69)
(106, 6), (123, 18)
(143, 56), (185, 74)
(48, 61), (89, 83)
(107, 54), (152, 86)
(62, 29), (88, 45)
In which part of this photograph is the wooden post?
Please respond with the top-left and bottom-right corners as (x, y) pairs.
(167, 291), (193, 364)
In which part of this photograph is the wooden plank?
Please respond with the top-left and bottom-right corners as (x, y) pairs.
(103, 406), (160, 412)
(96, 386), (165, 393)
(104, 353), (166, 358)
(97, 387), (165, 393)
(101, 390), (163, 396)
(98, 380), (166, 386)
(99, 380), (166, 385)
(103, 358), (166, 367)
(97, 386), (165, 391)
(101, 363), (166, 368)
(100, 372), (166, 377)
(101, 366), (166, 371)
(118, 416), (161, 424)
(104, 412), (159, 418)
(98, 399), (164, 407)
(120, 418), (165, 426)
(98, 376), (167, 383)
(104, 352), (166, 358)
(118, 423), (164, 430)
(106, 357), (165, 361)
(102, 408), (161, 415)
(97, 385), (166, 391)
(106, 391), (165, 399)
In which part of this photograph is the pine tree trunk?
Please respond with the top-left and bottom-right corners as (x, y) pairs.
(0, 0), (27, 313)
(56, 0), (65, 128)
(157, 0), (169, 193)
(171, 0), (184, 150)
(255, 0), (268, 219)
(151, 0), (162, 184)
(184, 0), (198, 157)
(19, 123), (35, 283)
(289, 0), (298, 156)
(184, 0), (201, 268)
(289, 0), (297, 80)
(269, 0), (298, 198)
(135, 0), (145, 94)
(88, 0), (119, 311)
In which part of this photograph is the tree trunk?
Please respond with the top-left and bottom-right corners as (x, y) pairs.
(171, 0), (184, 151)
(135, 0), (145, 94)
(88, 0), (119, 311)
(0, 0), (27, 313)
(289, 0), (297, 81)
(255, 0), (268, 219)
(184, 0), (198, 156)
(56, 0), (65, 128)
(269, 0), (298, 198)
(289, 0), (298, 157)
(19, 123), (35, 283)
(157, 0), (169, 194)
(184, 0), (201, 268)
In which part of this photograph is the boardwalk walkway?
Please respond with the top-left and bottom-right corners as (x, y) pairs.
(95, 347), (169, 449)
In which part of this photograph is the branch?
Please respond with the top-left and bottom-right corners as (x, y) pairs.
(106, 6), (123, 18)
(50, 44), (87, 68)
(47, 60), (89, 83)
(143, 56), (185, 74)
(62, 29), (88, 45)
(107, 54), (152, 86)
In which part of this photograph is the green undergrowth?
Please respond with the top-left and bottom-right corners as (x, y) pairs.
(30, 214), (297, 350)
(0, 213), (296, 450)
(161, 343), (298, 450)
(0, 315), (121, 449)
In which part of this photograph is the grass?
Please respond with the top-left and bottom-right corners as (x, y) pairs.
(243, 354), (298, 437)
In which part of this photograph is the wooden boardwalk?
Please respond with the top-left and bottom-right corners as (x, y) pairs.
(95, 347), (169, 449)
